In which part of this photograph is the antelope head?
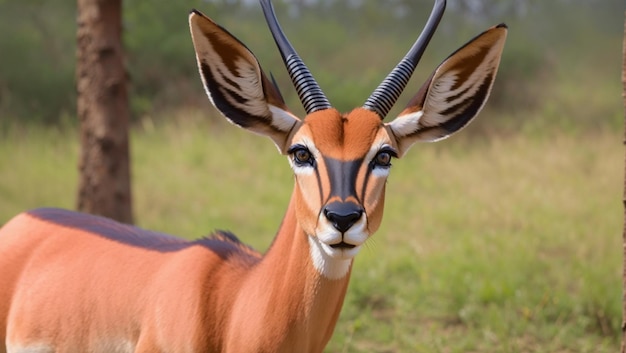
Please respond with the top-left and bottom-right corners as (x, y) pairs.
(189, 0), (507, 279)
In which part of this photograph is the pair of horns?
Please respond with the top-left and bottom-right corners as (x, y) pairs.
(260, 0), (446, 119)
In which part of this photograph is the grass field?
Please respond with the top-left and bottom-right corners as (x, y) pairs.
(0, 114), (621, 352)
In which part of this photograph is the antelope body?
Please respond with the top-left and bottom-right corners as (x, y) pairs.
(0, 0), (507, 352)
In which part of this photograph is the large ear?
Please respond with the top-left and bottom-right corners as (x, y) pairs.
(189, 10), (300, 153)
(386, 24), (507, 156)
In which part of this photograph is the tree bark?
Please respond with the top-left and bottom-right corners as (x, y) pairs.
(76, 0), (133, 224)
(621, 12), (626, 353)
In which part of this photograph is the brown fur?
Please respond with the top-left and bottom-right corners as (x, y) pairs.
(306, 108), (383, 160)
(0, 198), (349, 353)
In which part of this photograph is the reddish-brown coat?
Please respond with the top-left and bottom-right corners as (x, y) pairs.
(0, 194), (349, 352)
(305, 108), (383, 160)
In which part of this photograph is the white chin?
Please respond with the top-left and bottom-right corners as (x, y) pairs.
(319, 241), (362, 260)
(308, 237), (356, 280)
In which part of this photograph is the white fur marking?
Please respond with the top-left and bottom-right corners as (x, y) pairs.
(388, 111), (423, 138)
(371, 165), (391, 178)
(6, 343), (55, 353)
(308, 210), (369, 279)
(269, 105), (299, 132)
(308, 236), (352, 280)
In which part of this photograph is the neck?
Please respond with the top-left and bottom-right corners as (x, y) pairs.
(224, 189), (353, 352)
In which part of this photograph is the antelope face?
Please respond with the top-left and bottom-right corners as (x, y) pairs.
(189, 0), (507, 278)
(288, 109), (395, 260)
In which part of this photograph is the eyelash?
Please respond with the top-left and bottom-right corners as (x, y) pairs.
(288, 145), (315, 167)
(370, 148), (397, 169)
(288, 145), (396, 170)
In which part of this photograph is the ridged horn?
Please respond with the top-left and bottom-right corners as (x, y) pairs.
(363, 0), (446, 119)
(260, 0), (331, 114)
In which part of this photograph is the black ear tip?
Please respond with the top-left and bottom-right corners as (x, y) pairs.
(496, 23), (508, 29)
(190, 9), (203, 16)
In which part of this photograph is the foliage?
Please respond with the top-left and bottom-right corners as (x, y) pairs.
(0, 1), (75, 123)
(0, 0), (622, 132)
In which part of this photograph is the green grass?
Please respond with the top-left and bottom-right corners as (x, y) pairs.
(0, 114), (621, 352)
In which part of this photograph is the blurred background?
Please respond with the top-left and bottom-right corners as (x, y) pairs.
(0, 0), (621, 130)
(0, 0), (624, 352)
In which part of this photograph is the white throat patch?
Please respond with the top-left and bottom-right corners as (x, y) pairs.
(308, 236), (352, 280)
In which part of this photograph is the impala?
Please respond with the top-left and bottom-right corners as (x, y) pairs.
(0, 0), (506, 352)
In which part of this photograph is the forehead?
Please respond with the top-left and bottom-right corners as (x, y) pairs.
(300, 108), (386, 160)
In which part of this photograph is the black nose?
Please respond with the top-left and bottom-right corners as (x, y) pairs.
(323, 202), (363, 233)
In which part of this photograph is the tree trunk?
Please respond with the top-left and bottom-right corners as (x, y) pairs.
(76, 0), (133, 224)
(621, 12), (626, 353)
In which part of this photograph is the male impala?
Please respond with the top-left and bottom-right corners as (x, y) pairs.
(0, 0), (506, 351)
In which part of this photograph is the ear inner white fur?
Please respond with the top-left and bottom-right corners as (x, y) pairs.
(189, 11), (299, 152)
(387, 24), (507, 155)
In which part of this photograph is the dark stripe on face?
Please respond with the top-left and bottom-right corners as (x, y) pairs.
(323, 157), (363, 203)
(360, 165), (373, 205)
(314, 166), (324, 208)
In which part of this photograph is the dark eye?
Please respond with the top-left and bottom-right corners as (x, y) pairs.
(374, 152), (391, 167)
(372, 148), (396, 169)
(288, 145), (315, 167)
